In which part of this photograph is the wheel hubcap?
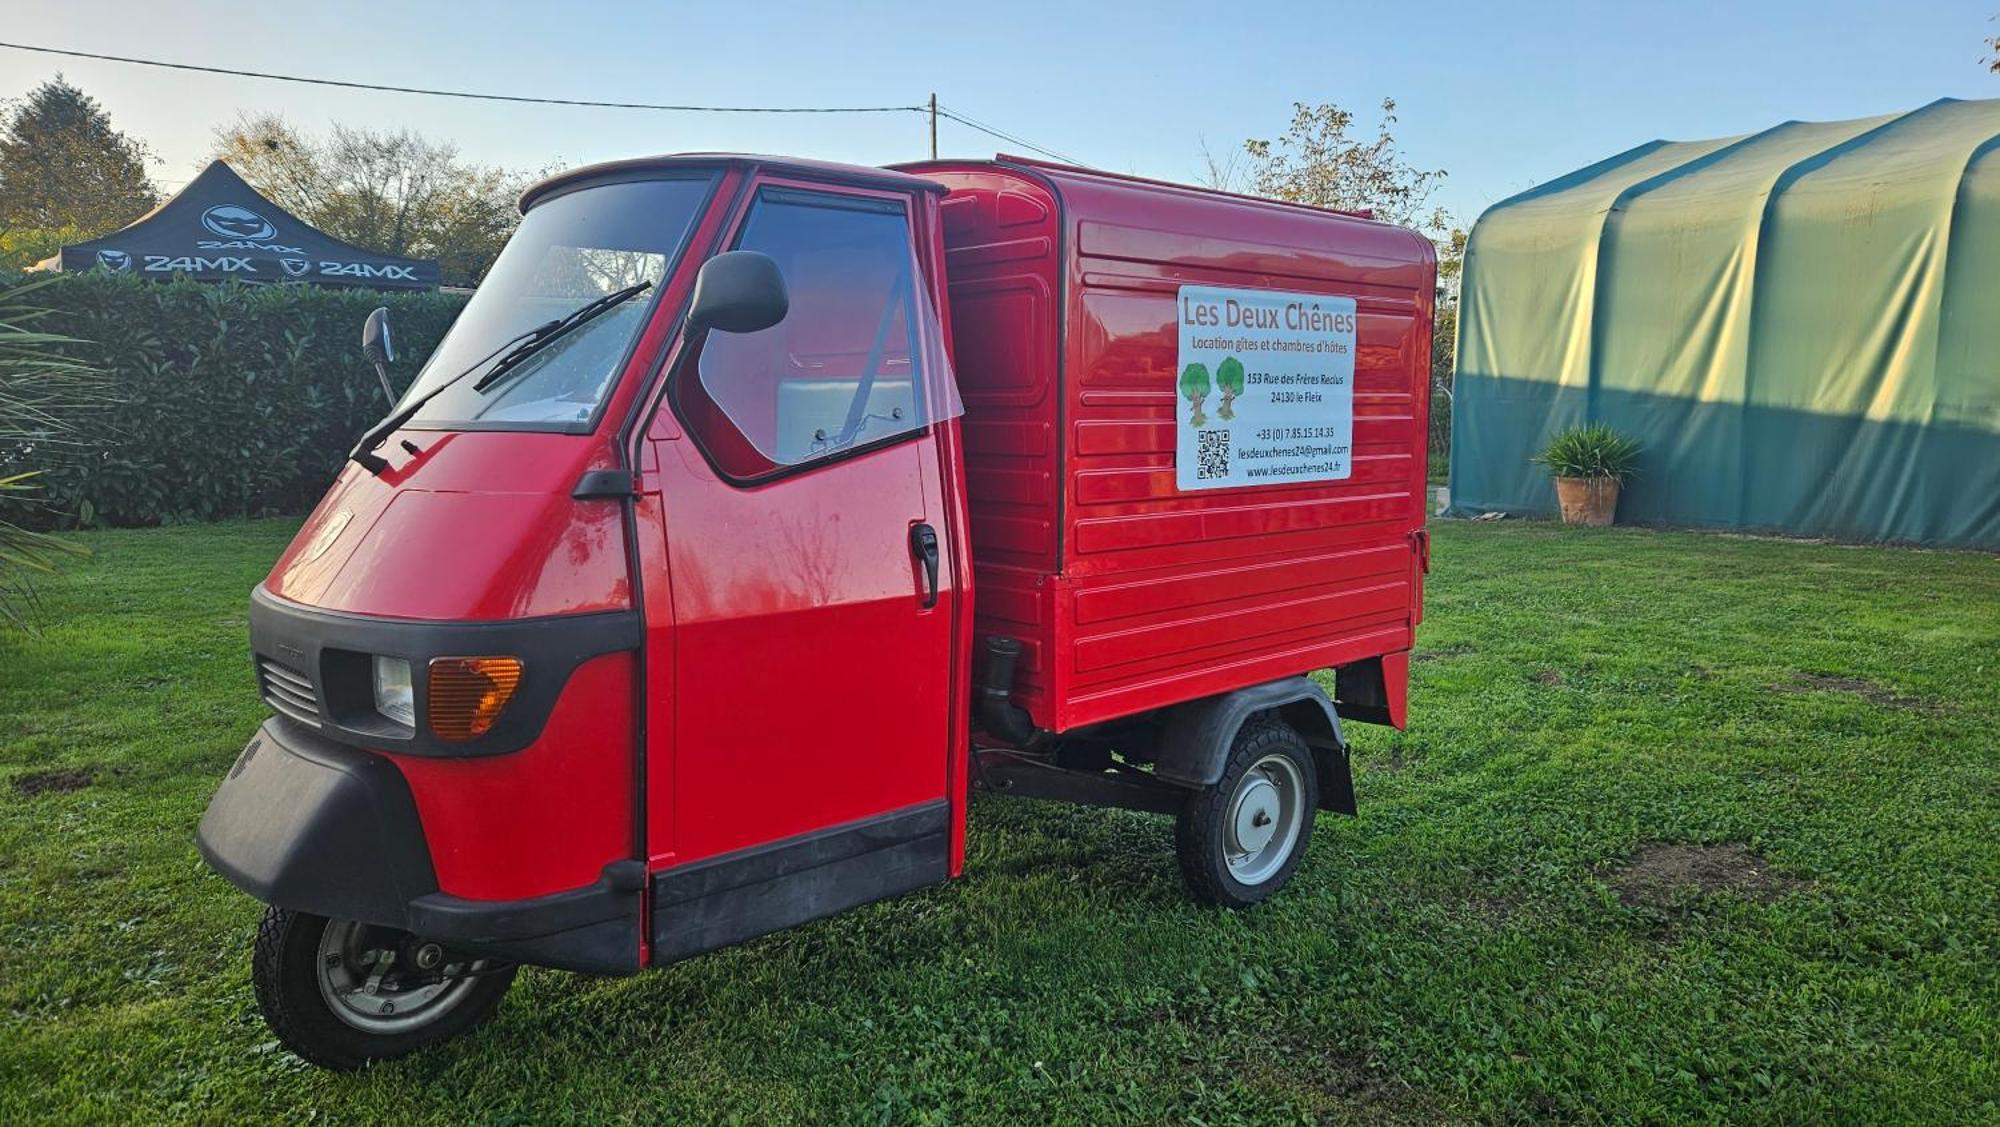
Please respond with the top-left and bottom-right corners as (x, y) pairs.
(315, 920), (486, 1034)
(1223, 753), (1305, 885)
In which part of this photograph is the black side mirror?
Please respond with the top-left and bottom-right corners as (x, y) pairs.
(362, 307), (396, 366)
(361, 307), (396, 402)
(688, 251), (788, 335)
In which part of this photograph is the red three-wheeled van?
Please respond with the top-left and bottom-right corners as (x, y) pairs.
(197, 153), (1436, 1068)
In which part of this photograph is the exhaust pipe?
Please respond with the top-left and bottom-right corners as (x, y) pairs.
(979, 637), (1039, 746)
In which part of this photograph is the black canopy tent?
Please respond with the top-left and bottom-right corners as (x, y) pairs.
(47, 161), (440, 291)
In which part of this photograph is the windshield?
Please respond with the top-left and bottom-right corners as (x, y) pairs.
(401, 176), (713, 430)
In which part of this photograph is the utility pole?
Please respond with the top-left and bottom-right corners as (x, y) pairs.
(928, 92), (938, 159)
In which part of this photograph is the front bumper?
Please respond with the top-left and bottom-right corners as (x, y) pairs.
(197, 717), (642, 975)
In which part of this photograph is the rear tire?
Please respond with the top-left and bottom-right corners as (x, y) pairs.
(250, 906), (516, 1070)
(1175, 717), (1318, 907)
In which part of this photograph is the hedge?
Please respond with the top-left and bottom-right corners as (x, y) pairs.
(9, 272), (1458, 520)
(14, 274), (466, 526)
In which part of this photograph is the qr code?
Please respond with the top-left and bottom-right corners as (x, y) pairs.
(1196, 428), (1231, 480)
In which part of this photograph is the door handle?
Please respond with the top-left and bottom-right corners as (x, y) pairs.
(910, 523), (940, 609)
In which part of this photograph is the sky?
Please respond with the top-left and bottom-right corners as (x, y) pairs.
(5, 0), (1999, 225)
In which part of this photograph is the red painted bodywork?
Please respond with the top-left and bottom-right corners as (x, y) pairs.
(271, 434), (631, 620)
(385, 652), (633, 899)
(900, 158), (1435, 733)
(254, 154), (1432, 964)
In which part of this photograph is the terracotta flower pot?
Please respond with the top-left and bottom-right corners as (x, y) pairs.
(1553, 476), (1620, 526)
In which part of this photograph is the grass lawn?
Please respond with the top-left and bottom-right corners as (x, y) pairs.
(2, 518), (1995, 1123)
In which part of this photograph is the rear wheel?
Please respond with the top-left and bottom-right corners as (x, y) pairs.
(251, 906), (516, 1070)
(1175, 718), (1318, 907)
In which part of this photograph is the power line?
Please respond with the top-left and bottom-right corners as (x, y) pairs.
(935, 105), (1082, 165)
(0, 41), (923, 114)
(0, 39), (1086, 167)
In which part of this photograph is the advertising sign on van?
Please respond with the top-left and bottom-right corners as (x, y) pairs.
(1175, 284), (1356, 491)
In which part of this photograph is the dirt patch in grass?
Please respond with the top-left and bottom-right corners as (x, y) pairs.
(1360, 744), (1413, 772)
(1775, 673), (1940, 712)
(1606, 842), (1804, 908)
(14, 767), (95, 796)
(1477, 890), (1526, 921)
(1534, 669), (1565, 686)
(1145, 1002), (1430, 1120)
(1264, 1042), (1424, 1118)
(1412, 643), (1474, 663)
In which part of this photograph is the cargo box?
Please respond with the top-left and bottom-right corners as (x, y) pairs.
(905, 158), (1438, 732)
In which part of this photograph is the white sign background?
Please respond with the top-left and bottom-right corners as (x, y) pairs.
(1174, 284), (1357, 491)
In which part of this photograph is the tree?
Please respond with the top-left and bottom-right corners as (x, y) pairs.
(1206, 100), (1467, 462)
(1180, 362), (1212, 427)
(0, 76), (158, 268)
(1214, 356), (1246, 420)
(0, 225), (85, 276)
(213, 114), (529, 286)
(1430, 298), (1457, 463)
(1430, 220), (1468, 458)
(1206, 99), (1465, 283)
(1237, 100), (1447, 230)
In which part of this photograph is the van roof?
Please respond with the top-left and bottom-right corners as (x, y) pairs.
(981, 154), (1380, 222)
(897, 155), (1437, 268)
(520, 153), (943, 212)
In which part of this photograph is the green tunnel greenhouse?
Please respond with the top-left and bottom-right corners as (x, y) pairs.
(1448, 96), (2000, 549)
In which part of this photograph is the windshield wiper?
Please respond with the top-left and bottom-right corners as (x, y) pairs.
(472, 281), (652, 394)
(347, 281), (652, 475)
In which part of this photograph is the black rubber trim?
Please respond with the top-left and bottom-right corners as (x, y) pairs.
(1333, 655), (1393, 727)
(407, 873), (639, 977)
(199, 717), (437, 928)
(650, 801), (949, 966)
(199, 717), (642, 975)
(571, 468), (635, 499)
(1153, 676), (1355, 814)
(250, 586), (640, 758)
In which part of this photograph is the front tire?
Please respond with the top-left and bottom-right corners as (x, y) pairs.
(250, 906), (516, 1070)
(1175, 717), (1318, 907)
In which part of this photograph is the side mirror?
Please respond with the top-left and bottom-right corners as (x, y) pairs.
(361, 306), (396, 366)
(688, 251), (788, 335)
(361, 307), (397, 403)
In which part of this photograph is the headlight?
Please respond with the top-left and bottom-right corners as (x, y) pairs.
(372, 656), (415, 727)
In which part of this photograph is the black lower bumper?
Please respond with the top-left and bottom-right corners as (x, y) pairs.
(197, 718), (641, 975)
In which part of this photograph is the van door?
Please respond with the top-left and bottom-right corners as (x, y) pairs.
(645, 182), (957, 963)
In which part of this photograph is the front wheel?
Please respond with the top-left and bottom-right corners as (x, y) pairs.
(1175, 718), (1319, 907)
(250, 906), (516, 1070)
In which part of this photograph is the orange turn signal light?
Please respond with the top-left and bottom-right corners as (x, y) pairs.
(427, 656), (523, 742)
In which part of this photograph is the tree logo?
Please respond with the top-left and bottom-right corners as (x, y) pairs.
(94, 249), (133, 272)
(201, 204), (275, 242)
(1215, 356), (1246, 420)
(279, 258), (312, 278)
(1180, 362), (1212, 428)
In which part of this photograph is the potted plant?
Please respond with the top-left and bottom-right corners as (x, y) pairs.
(1534, 423), (1640, 526)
